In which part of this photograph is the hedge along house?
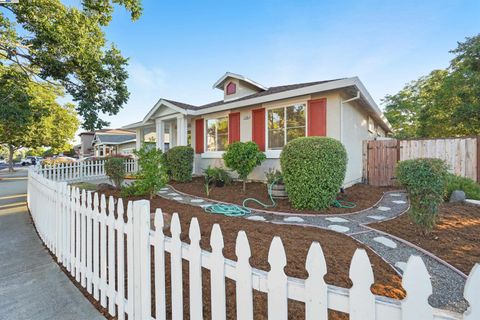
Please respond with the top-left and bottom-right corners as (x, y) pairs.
(124, 72), (392, 186)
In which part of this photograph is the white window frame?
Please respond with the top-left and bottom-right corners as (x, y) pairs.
(265, 102), (308, 158)
(201, 113), (229, 158)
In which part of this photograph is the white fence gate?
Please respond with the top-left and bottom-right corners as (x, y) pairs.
(27, 167), (479, 320)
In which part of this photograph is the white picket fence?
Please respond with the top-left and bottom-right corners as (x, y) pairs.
(35, 158), (138, 182)
(27, 168), (479, 320)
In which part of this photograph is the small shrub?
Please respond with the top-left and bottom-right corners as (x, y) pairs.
(280, 137), (347, 210)
(165, 146), (194, 182)
(121, 144), (168, 199)
(445, 173), (480, 200)
(104, 157), (125, 189)
(223, 141), (266, 192)
(203, 166), (231, 196)
(396, 158), (449, 233)
(265, 168), (283, 184)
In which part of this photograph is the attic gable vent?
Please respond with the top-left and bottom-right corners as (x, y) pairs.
(226, 82), (236, 95)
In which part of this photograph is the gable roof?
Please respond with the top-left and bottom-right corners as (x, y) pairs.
(93, 133), (136, 145)
(212, 72), (268, 91)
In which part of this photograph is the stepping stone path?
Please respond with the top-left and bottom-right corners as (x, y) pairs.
(283, 216), (304, 223)
(327, 225), (350, 233)
(373, 236), (397, 249)
(153, 186), (467, 313)
(326, 217), (349, 223)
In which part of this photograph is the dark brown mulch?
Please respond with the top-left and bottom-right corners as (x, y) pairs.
(100, 189), (405, 320)
(170, 177), (399, 215)
(370, 203), (480, 275)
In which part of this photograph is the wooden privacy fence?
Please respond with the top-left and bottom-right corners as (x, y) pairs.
(364, 136), (479, 186)
(27, 167), (480, 319)
(35, 158), (138, 182)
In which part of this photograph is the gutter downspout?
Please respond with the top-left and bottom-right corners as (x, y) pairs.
(339, 91), (361, 143)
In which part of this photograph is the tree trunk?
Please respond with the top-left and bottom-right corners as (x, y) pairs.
(8, 144), (14, 173)
(243, 179), (246, 193)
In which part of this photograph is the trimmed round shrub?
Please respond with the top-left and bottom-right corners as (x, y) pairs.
(104, 157), (125, 189)
(396, 158), (449, 233)
(165, 146), (194, 182)
(280, 137), (347, 210)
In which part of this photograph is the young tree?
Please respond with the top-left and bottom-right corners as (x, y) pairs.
(0, 65), (79, 172)
(0, 0), (142, 130)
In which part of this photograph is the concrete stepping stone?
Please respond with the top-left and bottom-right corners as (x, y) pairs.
(392, 200), (406, 204)
(158, 191), (167, 194)
(377, 206), (391, 211)
(395, 261), (407, 272)
(327, 225), (350, 233)
(283, 216), (304, 223)
(190, 199), (204, 203)
(173, 197), (183, 201)
(200, 204), (210, 209)
(247, 216), (266, 221)
(373, 236), (397, 249)
(465, 199), (480, 206)
(326, 217), (349, 223)
(167, 192), (179, 196)
(368, 215), (386, 220)
(160, 187), (169, 191)
(389, 193), (402, 197)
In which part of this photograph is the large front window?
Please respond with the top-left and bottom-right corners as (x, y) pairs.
(206, 117), (228, 151)
(267, 104), (306, 150)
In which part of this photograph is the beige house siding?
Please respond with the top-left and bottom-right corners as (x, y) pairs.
(118, 142), (136, 155)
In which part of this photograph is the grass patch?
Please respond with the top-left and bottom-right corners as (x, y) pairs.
(70, 182), (98, 191)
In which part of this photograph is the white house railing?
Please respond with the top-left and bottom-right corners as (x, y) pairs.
(34, 159), (138, 182)
(27, 168), (479, 320)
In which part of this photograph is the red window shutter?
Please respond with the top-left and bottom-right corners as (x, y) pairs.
(251, 108), (265, 151)
(195, 118), (204, 154)
(307, 98), (327, 136)
(228, 112), (241, 144)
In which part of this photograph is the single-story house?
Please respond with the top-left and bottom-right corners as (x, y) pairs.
(78, 129), (143, 158)
(124, 72), (392, 186)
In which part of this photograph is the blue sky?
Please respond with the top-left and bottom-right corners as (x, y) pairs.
(89, 0), (479, 129)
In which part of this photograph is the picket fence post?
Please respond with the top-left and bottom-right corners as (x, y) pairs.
(402, 255), (433, 319)
(211, 224), (226, 320)
(464, 264), (480, 319)
(267, 237), (288, 320)
(170, 213), (183, 320)
(235, 231), (253, 320)
(154, 209), (166, 320)
(305, 241), (328, 320)
(189, 218), (203, 320)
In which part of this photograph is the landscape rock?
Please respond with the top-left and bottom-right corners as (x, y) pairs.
(449, 190), (466, 203)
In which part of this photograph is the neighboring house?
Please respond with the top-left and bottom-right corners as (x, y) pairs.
(78, 129), (137, 158)
(124, 72), (392, 186)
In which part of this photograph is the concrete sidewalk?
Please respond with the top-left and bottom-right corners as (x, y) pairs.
(0, 170), (103, 320)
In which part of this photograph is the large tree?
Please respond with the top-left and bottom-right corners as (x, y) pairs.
(0, 0), (142, 130)
(384, 34), (480, 138)
(0, 65), (79, 171)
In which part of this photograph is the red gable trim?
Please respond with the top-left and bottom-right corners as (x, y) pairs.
(195, 118), (204, 154)
(252, 108), (266, 151)
(307, 98), (327, 136)
(228, 112), (241, 144)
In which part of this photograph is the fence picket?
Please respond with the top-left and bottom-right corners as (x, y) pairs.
(154, 209), (166, 320)
(100, 194), (108, 308)
(126, 201), (134, 318)
(116, 198), (126, 320)
(80, 189), (87, 287)
(211, 224), (226, 320)
(65, 185), (72, 272)
(235, 231), (253, 320)
(75, 188), (81, 282)
(170, 213), (183, 320)
(349, 249), (375, 320)
(107, 196), (117, 316)
(86, 191), (93, 294)
(464, 264), (480, 320)
(70, 187), (76, 277)
(305, 241), (328, 320)
(401, 256), (433, 320)
(267, 237), (288, 320)
(92, 193), (100, 300)
(189, 218), (203, 320)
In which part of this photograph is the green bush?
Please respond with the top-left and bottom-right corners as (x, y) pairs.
(165, 146), (194, 182)
(104, 157), (125, 189)
(280, 137), (347, 210)
(396, 158), (449, 233)
(223, 141), (266, 191)
(121, 144), (168, 199)
(445, 173), (480, 200)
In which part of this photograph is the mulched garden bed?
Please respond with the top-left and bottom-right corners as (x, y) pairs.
(170, 177), (398, 215)
(99, 189), (405, 320)
(370, 203), (480, 275)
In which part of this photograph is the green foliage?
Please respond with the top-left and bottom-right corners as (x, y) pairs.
(445, 173), (480, 200)
(104, 157), (125, 189)
(384, 34), (480, 138)
(280, 137), (347, 210)
(222, 141), (266, 191)
(396, 158), (449, 233)
(0, 65), (79, 171)
(121, 144), (167, 199)
(0, 0), (142, 130)
(265, 168), (283, 184)
(203, 166), (231, 196)
(164, 146), (194, 182)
